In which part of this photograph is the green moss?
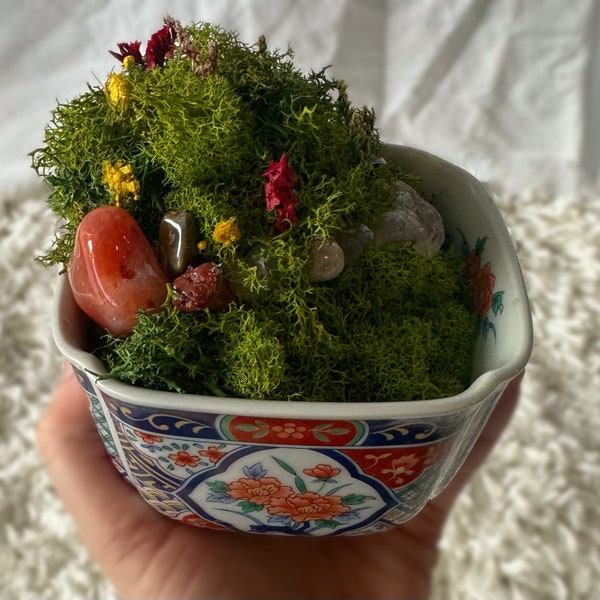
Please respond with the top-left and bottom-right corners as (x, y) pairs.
(100, 295), (222, 395)
(132, 62), (255, 187)
(219, 309), (287, 399)
(37, 19), (479, 402)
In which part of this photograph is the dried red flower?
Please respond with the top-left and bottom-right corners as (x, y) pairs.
(109, 41), (144, 65)
(274, 202), (298, 231)
(145, 24), (176, 69)
(263, 153), (299, 232)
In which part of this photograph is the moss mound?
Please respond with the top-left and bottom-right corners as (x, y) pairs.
(33, 18), (478, 402)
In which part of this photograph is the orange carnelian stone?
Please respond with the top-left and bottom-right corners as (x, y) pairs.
(68, 206), (168, 336)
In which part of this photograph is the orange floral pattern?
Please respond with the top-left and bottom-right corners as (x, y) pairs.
(222, 416), (363, 446)
(134, 430), (163, 444)
(271, 423), (307, 440)
(199, 445), (226, 463)
(227, 477), (293, 506)
(181, 513), (227, 530)
(207, 457), (375, 531)
(303, 464), (341, 479)
(114, 406), (455, 533)
(460, 232), (504, 338)
(267, 492), (351, 522)
(168, 450), (201, 468)
(126, 426), (233, 474)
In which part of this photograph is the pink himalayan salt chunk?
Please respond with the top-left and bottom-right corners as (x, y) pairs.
(68, 206), (168, 337)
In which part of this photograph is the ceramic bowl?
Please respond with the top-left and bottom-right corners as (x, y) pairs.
(52, 144), (533, 536)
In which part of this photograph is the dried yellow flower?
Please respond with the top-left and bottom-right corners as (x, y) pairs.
(212, 217), (240, 246)
(102, 161), (140, 207)
(122, 55), (136, 70)
(105, 72), (130, 108)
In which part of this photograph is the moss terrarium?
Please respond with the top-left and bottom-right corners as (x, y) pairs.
(33, 17), (478, 403)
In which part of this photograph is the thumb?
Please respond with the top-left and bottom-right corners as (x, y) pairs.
(37, 363), (165, 561)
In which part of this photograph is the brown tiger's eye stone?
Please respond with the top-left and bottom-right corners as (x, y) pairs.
(158, 210), (200, 277)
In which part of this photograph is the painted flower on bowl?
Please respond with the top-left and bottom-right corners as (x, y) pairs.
(203, 455), (380, 532)
(303, 464), (341, 480)
(460, 231), (504, 337)
(226, 475), (293, 506)
(268, 492), (351, 523)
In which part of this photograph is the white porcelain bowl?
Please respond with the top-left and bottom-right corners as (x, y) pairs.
(52, 145), (533, 536)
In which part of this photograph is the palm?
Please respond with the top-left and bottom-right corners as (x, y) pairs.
(99, 502), (438, 599)
(38, 369), (521, 600)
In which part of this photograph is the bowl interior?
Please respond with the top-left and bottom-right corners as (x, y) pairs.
(52, 144), (533, 420)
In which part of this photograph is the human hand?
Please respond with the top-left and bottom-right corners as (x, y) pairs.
(37, 365), (522, 600)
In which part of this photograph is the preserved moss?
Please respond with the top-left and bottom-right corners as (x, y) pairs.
(34, 18), (478, 401)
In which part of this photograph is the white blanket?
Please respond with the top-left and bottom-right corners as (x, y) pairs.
(1, 1), (599, 598)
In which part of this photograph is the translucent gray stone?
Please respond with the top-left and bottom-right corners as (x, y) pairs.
(372, 181), (445, 255)
(335, 224), (373, 262)
(158, 210), (200, 277)
(232, 244), (273, 301)
(244, 244), (270, 278)
(308, 239), (345, 282)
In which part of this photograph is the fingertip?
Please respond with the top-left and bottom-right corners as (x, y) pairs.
(37, 363), (92, 456)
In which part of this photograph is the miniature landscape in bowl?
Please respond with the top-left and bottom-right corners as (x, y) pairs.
(52, 142), (532, 535)
(38, 19), (532, 534)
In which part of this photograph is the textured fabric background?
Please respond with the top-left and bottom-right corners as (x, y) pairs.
(1, 1), (599, 598)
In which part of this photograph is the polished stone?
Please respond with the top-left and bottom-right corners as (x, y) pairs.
(172, 262), (236, 312)
(158, 210), (200, 277)
(308, 239), (345, 282)
(68, 206), (168, 337)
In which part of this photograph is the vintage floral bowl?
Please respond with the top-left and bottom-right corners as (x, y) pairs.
(52, 145), (533, 536)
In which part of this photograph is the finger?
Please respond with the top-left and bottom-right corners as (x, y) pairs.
(401, 372), (523, 548)
(37, 364), (168, 563)
(431, 371), (524, 514)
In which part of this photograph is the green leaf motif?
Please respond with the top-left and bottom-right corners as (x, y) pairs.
(239, 500), (263, 513)
(232, 423), (270, 439)
(234, 424), (263, 432)
(207, 480), (229, 494)
(475, 237), (488, 256)
(481, 319), (497, 340)
(492, 291), (504, 316)
(313, 431), (330, 442)
(314, 519), (339, 529)
(322, 428), (350, 436)
(273, 456), (298, 477)
(342, 493), (369, 506)
(294, 476), (307, 493)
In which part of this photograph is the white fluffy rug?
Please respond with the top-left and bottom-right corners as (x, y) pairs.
(1, 180), (599, 599)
